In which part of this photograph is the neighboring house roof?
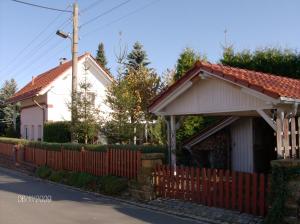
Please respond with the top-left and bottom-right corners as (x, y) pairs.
(8, 53), (112, 103)
(183, 116), (239, 149)
(149, 61), (300, 111)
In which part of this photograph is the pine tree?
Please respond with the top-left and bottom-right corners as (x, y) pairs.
(127, 42), (150, 70)
(0, 79), (19, 136)
(96, 42), (108, 70)
(174, 48), (205, 81)
(68, 62), (102, 144)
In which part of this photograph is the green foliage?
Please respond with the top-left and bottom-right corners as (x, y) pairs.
(174, 48), (206, 81)
(49, 170), (67, 183)
(69, 62), (102, 144)
(127, 42), (150, 70)
(35, 166), (52, 179)
(98, 175), (128, 195)
(221, 47), (300, 79)
(66, 172), (96, 188)
(0, 79), (19, 136)
(44, 121), (71, 143)
(264, 166), (300, 224)
(0, 137), (28, 145)
(27, 141), (62, 150)
(105, 61), (162, 144)
(96, 42), (108, 70)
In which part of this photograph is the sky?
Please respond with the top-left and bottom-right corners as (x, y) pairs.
(0, 0), (300, 89)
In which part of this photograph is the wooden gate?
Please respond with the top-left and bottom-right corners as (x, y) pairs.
(153, 165), (268, 216)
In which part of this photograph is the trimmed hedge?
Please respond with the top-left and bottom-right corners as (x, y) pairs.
(0, 137), (28, 145)
(43, 121), (71, 143)
(0, 137), (167, 154)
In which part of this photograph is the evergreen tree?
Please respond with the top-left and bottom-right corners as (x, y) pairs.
(68, 62), (102, 144)
(220, 46), (300, 79)
(174, 48), (206, 81)
(96, 42), (108, 70)
(0, 79), (19, 136)
(127, 42), (150, 70)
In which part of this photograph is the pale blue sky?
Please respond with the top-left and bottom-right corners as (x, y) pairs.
(0, 0), (300, 89)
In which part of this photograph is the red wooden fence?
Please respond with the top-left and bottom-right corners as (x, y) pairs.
(0, 144), (141, 179)
(153, 165), (268, 216)
(0, 143), (15, 157)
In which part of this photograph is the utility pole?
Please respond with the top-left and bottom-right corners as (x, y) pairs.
(71, 2), (78, 142)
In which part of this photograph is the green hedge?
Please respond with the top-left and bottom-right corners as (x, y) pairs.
(0, 137), (28, 145)
(0, 137), (167, 154)
(43, 121), (71, 143)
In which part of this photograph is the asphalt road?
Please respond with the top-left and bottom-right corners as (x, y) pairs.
(0, 167), (202, 224)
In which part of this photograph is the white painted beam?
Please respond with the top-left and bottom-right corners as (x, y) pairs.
(256, 109), (276, 131)
(170, 115), (176, 171)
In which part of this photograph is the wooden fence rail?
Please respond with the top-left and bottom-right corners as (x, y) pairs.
(0, 144), (141, 179)
(153, 165), (269, 217)
(276, 117), (300, 159)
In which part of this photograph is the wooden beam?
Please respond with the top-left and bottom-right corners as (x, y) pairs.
(256, 109), (276, 131)
(170, 115), (176, 171)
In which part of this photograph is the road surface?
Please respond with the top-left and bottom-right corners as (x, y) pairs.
(0, 167), (203, 224)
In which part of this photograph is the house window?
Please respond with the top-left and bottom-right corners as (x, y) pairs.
(38, 125), (42, 141)
(31, 125), (35, 141)
(78, 91), (96, 106)
(87, 92), (95, 106)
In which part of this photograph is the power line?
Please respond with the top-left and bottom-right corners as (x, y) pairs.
(0, 6), (71, 74)
(4, 19), (72, 80)
(80, 0), (132, 28)
(80, 0), (105, 14)
(81, 0), (160, 38)
(10, 0), (72, 13)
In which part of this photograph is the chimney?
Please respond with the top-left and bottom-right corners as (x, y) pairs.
(59, 57), (67, 65)
(32, 76), (35, 85)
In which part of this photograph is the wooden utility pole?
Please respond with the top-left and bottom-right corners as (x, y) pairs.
(71, 2), (78, 142)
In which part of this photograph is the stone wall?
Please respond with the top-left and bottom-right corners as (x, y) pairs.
(270, 160), (300, 224)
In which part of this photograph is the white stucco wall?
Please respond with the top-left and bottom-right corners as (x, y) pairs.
(20, 106), (44, 141)
(46, 56), (112, 122)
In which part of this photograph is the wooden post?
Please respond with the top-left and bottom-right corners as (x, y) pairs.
(170, 115), (176, 172)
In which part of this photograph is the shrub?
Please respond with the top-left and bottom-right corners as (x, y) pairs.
(66, 172), (96, 188)
(27, 141), (62, 151)
(36, 166), (52, 179)
(99, 176), (128, 195)
(49, 170), (67, 183)
(44, 121), (71, 143)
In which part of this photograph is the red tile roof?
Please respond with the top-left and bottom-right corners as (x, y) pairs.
(149, 61), (300, 110)
(8, 53), (87, 103)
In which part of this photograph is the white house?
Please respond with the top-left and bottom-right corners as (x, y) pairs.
(149, 61), (300, 173)
(8, 52), (113, 141)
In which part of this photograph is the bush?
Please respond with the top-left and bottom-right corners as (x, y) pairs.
(49, 170), (67, 183)
(99, 176), (128, 195)
(44, 121), (71, 143)
(66, 172), (96, 188)
(36, 166), (52, 179)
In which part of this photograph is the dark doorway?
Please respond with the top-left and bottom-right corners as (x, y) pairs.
(253, 118), (276, 173)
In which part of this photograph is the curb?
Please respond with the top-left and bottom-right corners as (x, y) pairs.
(0, 164), (218, 224)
